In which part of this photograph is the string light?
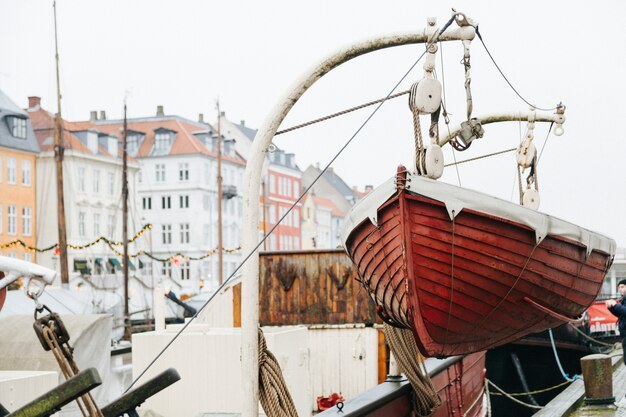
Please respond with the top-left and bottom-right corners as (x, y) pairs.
(0, 223), (241, 263)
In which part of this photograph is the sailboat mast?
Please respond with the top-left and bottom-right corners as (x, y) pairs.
(216, 102), (223, 285)
(122, 102), (130, 340)
(52, 0), (69, 287)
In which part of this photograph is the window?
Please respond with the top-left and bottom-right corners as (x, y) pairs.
(0, 204), (3, 233)
(269, 174), (276, 193)
(21, 160), (31, 186)
(162, 262), (172, 278)
(286, 179), (292, 198)
(93, 213), (100, 236)
(294, 236), (300, 250)
(22, 207), (32, 236)
(7, 205), (16, 235)
(7, 158), (16, 184)
(293, 209), (299, 228)
(142, 260), (153, 276)
(142, 197), (152, 210)
(78, 212), (86, 238)
(179, 163), (189, 181)
(293, 180), (299, 197)
(179, 195), (189, 209)
(23, 252), (32, 262)
(7, 116), (27, 139)
(162, 224), (172, 244)
(137, 169), (142, 183)
(93, 169), (100, 193)
(181, 262), (190, 280)
(155, 164), (166, 182)
(162, 196), (171, 209)
(268, 204), (276, 224)
(127, 134), (139, 154)
(107, 172), (115, 195)
(108, 215), (115, 237)
(180, 223), (190, 244)
(78, 167), (85, 192)
(154, 132), (171, 152)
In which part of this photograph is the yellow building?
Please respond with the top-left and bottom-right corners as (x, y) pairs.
(0, 91), (39, 262)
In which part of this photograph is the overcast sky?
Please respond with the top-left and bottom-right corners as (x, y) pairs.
(2, 1), (625, 247)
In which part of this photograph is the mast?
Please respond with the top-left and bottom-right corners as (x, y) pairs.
(216, 102), (223, 286)
(52, 0), (69, 287)
(122, 102), (130, 340)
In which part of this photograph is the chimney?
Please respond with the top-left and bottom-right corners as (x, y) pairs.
(157, 105), (164, 116)
(198, 113), (204, 123)
(28, 96), (41, 109)
(90, 111), (98, 121)
(352, 185), (358, 193)
(100, 110), (106, 120)
(240, 119), (245, 126)
(365, 185), (373, 192)
(220, 111), (225, 117)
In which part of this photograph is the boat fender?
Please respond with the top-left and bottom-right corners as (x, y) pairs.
(411, 78), (442, 114)
(516, 140), (536, 168)
(424, 144), (444, 179)
(522, 188), (540, 210)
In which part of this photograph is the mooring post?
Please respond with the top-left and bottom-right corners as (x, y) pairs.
(580, 353), (615, 405)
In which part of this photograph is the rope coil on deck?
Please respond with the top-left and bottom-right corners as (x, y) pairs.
(383, 323), (441, 416)
(258, 329), (299, 417)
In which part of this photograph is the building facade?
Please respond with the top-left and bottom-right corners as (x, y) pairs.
(220, 113), (302, 251)
(0, 91), (39, 262)
(82, 107), (246, 294)
(28, 97), (141, 286)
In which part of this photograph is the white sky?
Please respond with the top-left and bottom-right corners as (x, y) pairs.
(2, 1), (625, 246)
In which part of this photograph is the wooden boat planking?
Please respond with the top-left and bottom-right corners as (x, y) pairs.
(344, 167), (615, 358)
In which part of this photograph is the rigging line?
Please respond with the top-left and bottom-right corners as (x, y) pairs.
(537, 122), (554, 165)
(125, 46), (431, 394)
(475, 27), (558, 112)
(274, 91), (409, 136)
(437, 41), (461, 187)
(444, 147), (517, 167)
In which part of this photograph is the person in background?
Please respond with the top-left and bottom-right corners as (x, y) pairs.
(606, 279), (626, 364)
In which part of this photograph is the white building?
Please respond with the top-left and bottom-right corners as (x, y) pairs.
(29, 100), (142, 286)
(84, 107), (246, 295)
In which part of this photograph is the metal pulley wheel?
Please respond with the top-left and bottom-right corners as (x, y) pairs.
(424, 144), (444, 179)
(516, 140), (536, 168)
(411, 78), (442, 114)
(522, 188), (540, 210)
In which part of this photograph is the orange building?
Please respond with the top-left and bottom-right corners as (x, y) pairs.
(0, 91), (39, 261)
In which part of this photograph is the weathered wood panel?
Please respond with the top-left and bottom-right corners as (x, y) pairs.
(259, 249), (378, 326)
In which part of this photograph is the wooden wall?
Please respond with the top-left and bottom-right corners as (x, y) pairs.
(257, 249), (378, 326)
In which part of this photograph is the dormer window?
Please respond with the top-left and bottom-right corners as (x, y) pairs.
(6, 116), (27, 139)
(154, 132), (170, 150)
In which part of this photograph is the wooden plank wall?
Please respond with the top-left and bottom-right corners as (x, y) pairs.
(257, 249), (379, 326)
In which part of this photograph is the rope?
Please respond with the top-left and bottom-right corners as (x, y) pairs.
(488, 379), (571, 397)
(567, 322), (617, 348)
(443, 147), (517, 167)
(441, 212), (456, 356)
(274, 91), (409, 136)
(437, 42), (462, 186)
(383, 323), (441, 416)
(485, 378), (492, 417)
(43, 323), (104, 417)
(475, 27), (558, 112)
(549, 328), (582, 382)
(408, 83), (426, 175)
(258, 329), (298, 417)
(486, 379), (543, 410)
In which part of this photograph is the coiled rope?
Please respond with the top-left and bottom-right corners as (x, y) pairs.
(258, 329), (298, 417)
(383, 323), (441, 416)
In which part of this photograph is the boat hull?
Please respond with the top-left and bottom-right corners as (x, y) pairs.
(344, 169), (615, 357)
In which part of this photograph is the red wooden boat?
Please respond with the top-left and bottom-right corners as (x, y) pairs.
(431, 352), (486, 417)
(342, 167), (615, 358)
(0, 272), (5, 312)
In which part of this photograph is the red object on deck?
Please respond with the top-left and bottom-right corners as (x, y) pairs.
(317, 392), (345, 411)
(344, 167), (614, 357)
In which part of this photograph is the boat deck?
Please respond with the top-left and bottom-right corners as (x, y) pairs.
(535, 348), (626, 417)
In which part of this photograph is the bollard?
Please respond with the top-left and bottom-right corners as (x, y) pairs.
(580, 354), (615, 405)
